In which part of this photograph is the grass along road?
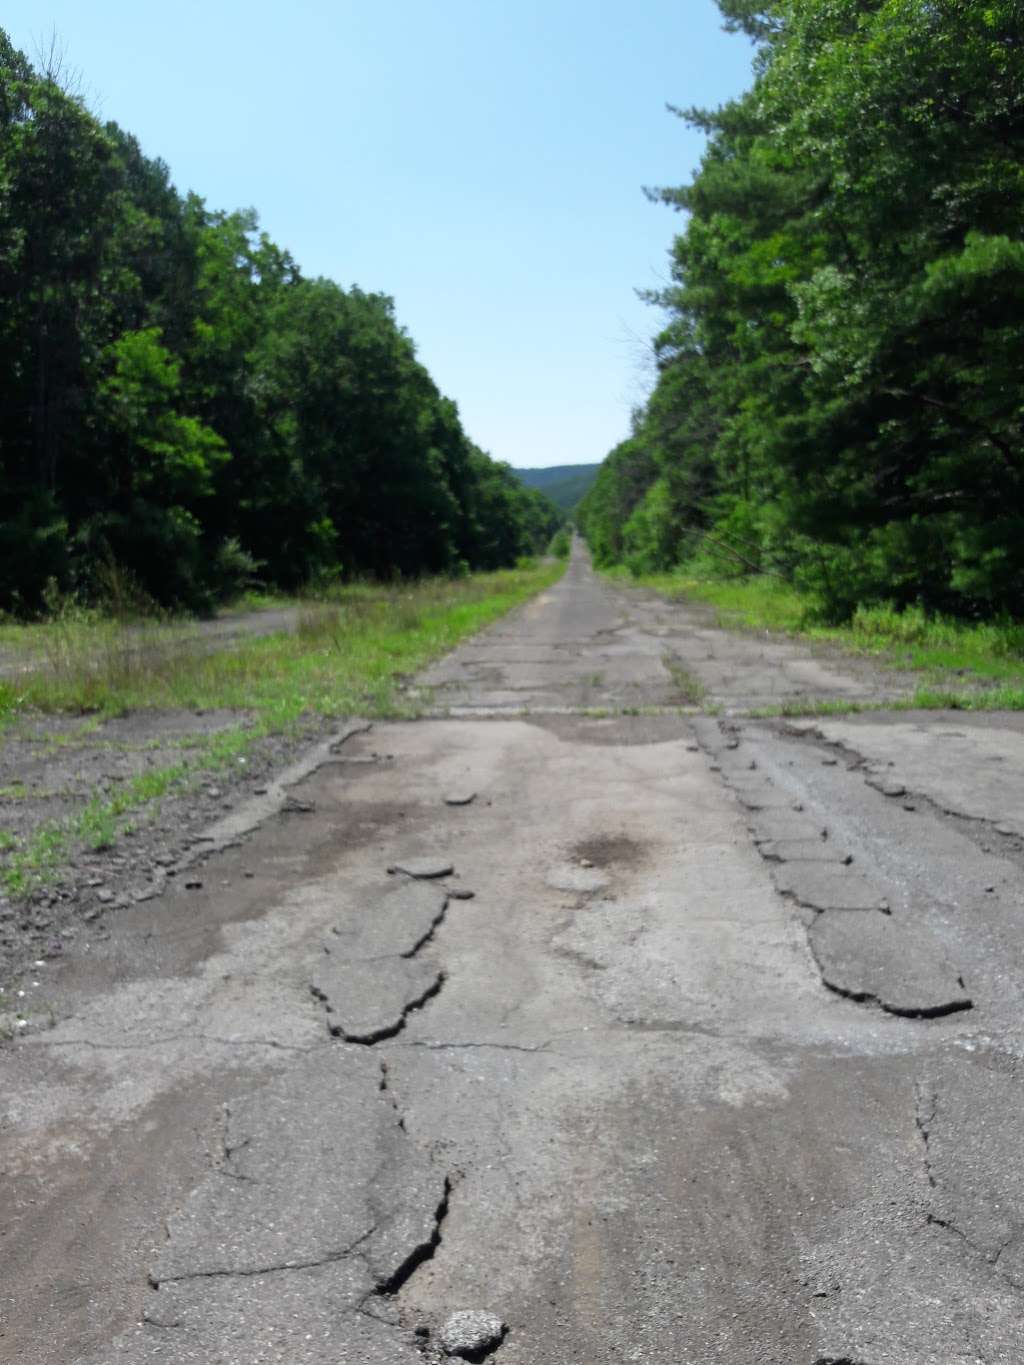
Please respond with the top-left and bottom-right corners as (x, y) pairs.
(0, 561), (564, 911)
(604, 566), (1024, 712)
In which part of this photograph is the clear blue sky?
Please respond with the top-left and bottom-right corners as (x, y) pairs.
(4, 2), (755, 469)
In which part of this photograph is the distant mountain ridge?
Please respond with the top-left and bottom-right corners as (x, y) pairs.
(514, 463), (600, 514)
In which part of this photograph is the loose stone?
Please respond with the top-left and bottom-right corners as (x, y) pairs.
(439, 1310), (507, 1359)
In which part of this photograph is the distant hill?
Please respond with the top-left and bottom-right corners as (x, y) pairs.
(514, 463), (600, 514)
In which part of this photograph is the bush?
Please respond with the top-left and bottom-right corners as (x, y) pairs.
(548, 528), (570, 559)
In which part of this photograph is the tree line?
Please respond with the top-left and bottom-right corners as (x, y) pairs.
(0, 32), (559, 614)
(580, 0), (1024, 620)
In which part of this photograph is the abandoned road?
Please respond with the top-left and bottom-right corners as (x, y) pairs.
(4, 543), (1024, 1364)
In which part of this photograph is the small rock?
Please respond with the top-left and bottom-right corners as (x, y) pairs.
(996, 823), (1017, 837)
(439, 1310), (507, 1359)
(96, 889), (114, 904)
(254, 786), (269, 795)
(184, 878), (203, 890)
(579, 858), (593, 869)
(903, 803), (917, 812)
(685, 744), (699, 752)
(822, 758), (838, 766)
(448, 888), (476, 900)
(444, 791), (477, 807)
(243, 870), (255, 879)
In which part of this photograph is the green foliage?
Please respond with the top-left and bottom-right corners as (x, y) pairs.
(0, 35), (556, 615)
(621, 478), (679, 575)
(584, 0), (1024, 624)
(548, 528), (571, 559)
(577, 439), (658, 567)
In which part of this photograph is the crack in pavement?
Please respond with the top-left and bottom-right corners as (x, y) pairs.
(399, 896), (449, 959)
(370, 1176), (452, 1299)
(915, 1077), (1024, 1291)
(396, 1038), (553, 1054)
(151, 1224), (378, 1288)
(23, 1032), (323, 1054)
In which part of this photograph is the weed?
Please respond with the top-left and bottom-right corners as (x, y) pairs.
(663, 656), (707, 705)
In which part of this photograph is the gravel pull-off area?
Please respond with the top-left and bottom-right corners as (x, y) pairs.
(5, 543), (1024, 1364)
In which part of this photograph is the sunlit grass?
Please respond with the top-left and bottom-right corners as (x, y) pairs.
(0, 562), (563, 724)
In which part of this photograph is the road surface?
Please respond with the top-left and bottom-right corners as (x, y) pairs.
(3, 543), (1024, 1363)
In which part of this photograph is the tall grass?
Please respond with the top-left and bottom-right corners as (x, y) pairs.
(0, 561), (565, 724)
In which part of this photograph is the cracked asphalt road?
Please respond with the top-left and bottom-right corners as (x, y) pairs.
(4, 542), (1024, 1363)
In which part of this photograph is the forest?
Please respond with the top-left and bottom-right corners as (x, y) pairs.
(580, 0), (1024, 622)
(0, 32), (559, 615)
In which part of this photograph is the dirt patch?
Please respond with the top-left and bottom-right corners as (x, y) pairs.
(570, 834), (647, 870)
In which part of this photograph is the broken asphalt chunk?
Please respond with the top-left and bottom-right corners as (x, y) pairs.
(330, 880), (448, 960)
(759, 839), (851, 865)
(772, 864), (889, 912)
(809, 912), (971, 1018)
(312, 955), (445, 1044)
